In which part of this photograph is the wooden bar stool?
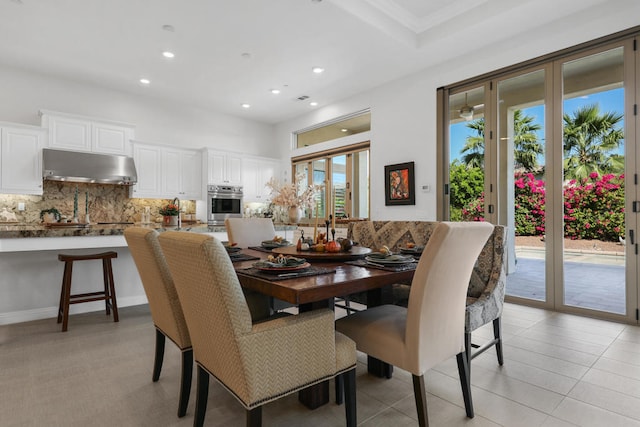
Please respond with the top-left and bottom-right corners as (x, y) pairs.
(57, 251), (119, 332)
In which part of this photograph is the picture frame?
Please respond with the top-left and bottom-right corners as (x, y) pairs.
(384, 161), (415, 206)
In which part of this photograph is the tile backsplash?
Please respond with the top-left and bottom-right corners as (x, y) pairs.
(0, 182), (195, 224)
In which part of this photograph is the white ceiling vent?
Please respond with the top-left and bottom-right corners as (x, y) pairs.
(296, 95), (310, 101)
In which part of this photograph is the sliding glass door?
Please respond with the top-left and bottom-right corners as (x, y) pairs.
(441, 37), (638, 323)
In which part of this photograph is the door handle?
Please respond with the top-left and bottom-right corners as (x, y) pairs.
(630, 229), (635, 245)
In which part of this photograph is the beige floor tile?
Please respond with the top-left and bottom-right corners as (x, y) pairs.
(568, 380), (640, 421)
(552, 397), (640, 427)
(580, 368), (640, 399)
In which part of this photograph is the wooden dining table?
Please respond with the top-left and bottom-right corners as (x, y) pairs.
(232, 247), (417, 409)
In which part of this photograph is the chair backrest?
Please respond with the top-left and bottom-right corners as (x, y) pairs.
(158, 231), (254, 397)
(225, 218), (277, 247)
(467, 225), (506, 299)
(347, 221), (438, 253)
(124, 227), (190, 349)
(405, 221), (493, 374)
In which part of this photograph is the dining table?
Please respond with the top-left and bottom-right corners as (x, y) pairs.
(232, 246), (418, 410)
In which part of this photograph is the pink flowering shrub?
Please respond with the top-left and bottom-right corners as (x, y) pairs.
(563, 172), (624, 240)
(514, 172), (546, 236)
(457, 170), (624, 241)
(461, 192), (485, 222)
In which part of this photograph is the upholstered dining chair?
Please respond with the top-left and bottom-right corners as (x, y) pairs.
(124, 227), (193, 418)
(225, 217), (293, 312)
(464, 225), (507, 375)
(158, 231), (357, 427)
(225, 217), (277, 247)
(335, 221), (494, 426)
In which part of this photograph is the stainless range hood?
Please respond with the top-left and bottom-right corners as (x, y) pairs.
(43, 148), (137, 185)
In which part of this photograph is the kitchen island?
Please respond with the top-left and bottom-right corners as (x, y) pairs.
(0, 222), (296, 325)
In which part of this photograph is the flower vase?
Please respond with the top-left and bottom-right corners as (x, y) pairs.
(163, 215), (179, 227)
(287, 206), (302, 224)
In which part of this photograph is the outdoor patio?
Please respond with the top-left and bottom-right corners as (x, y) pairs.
(507, 245), (626, 315)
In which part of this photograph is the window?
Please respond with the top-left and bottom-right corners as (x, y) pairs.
(293, 143), (370, 221)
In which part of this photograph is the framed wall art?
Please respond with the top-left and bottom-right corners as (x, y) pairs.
(384, 161), (415, 206)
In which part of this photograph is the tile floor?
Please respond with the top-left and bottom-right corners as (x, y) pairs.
(2, 302), (640, 426)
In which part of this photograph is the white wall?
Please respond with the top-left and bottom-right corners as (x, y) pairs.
(275, 2), (640, 221)
(0, 64), (275, 155)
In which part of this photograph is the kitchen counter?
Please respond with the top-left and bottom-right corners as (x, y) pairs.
(0, 222), (298, 252)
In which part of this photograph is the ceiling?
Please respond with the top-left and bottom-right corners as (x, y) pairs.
(0, 0), (615, 124)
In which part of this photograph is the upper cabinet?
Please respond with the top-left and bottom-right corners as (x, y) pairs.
(0, 123), (46, 195)
(40, 110), (135, 156)
(132, 142), (202, 200)
(162, 148), (203, 200)
(242, 156), (283, 203)
(206, 150), (243, 185)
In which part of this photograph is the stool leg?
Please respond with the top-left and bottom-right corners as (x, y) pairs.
(102, 258), (111, 315)
(105, 258), (119, 323)
(57, 263), (67, 324)
(61, 261), (73, 332)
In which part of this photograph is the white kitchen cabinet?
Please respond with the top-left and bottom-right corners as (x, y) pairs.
(131, 142), (162, 198)
(243, 156), (281, 202)
(206, 150), (242, 185)
(40, 110), (134, 155)
(0, 123), (46, 195)
(163, 148), (202, 200)
(132, 142), (202, 200)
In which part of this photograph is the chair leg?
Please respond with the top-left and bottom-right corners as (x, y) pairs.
(456, 352), (474, 418)
(178, 349), (193, 418)
(246, 406), (262, 427)
(335, 373), (344, 404)
(343, 369), (357, 427)
(412, 374), (429, 427)
(493, 317), (504, 366)
(194, 365), (209, 427)
(464, 331), (472, 367)
(152, 329), (166, 382)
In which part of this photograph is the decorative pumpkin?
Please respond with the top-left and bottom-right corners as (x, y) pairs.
(326, 240), (341, 253)
(314, 243), (325, 252)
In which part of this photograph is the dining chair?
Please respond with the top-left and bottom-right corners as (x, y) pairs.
(464, 225), (506, 373)
(125, 227), (273, 418)
(225, 217), (293, 312)
(158, 231), (357, 427)
(124, 227), (193, 418)
(335, 221), (494, 426)
(225, 217), (277, 247)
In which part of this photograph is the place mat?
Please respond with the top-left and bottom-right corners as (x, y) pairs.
(229, 253), (260, 263)
(345, 259), (418, 272)
(248, 246), (274, 253)
(237, 266), (336, 280)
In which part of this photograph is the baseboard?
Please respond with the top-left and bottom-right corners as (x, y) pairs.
(0, 295), (149, 325)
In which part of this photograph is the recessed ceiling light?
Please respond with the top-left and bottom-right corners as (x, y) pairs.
(341, 128), (348, 132)
(270, 89), (281, 94)
(309, 101), (318, 107)
(312, 67), (324, 74)
(162, 51), (175, 59)
(241, 103), (251, 109)
(139, 78), (150, 85)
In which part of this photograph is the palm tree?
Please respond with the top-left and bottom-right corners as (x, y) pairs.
(460, 118), (485, 168)
(563, 104), (624, 180)
(513, 110), (543, 171)
(460, 110), (542, 172)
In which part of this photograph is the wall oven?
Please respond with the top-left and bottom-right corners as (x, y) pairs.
(207, 185), (243, 225)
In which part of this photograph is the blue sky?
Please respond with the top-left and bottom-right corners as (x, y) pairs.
(449, 87), (624, 163)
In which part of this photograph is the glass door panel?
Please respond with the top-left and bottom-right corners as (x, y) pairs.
(448, 86), (486, 222)
(561, 47), (626, 314)
(331, 155), (347, 218)
(352, 150), (370, 218)
(312, 159), (327, 219)
(498, 70), (547, 303)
